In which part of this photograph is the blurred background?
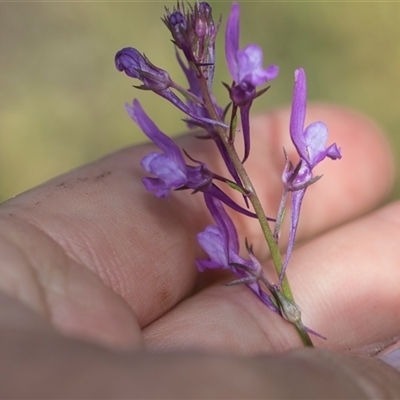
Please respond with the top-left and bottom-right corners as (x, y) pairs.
(0, 1), (400, 203)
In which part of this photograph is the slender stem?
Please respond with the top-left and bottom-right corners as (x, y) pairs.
(199, 74), (292, 295)
(197, 74), (312, 346)
(295, 324), (313, 347)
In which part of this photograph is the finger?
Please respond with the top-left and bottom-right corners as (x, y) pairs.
(286, 199), (400, 351)
(0, 144), (206, 330)
(0, 105), (393, 335)
(2, 309), (400, 400)
(0, 224), (144, 349)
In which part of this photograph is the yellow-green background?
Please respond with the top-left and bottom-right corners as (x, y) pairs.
(1, 1), (400, 203)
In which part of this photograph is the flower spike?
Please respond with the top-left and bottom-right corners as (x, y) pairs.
(162, 1), (220, 88)
(114, 3), (335, 346)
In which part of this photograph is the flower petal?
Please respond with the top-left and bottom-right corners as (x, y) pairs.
(142, 177), (172, 199)
(204, 194), (239, 254)
(237, 44), (279, 86)
(141, 153), (187, 187)
(303, 122), (342, 167)
(195, 258), (222, 272)
(326, 143), (342, 160)
(290, 68), (307, 159)
(225, 2), (240, 82)
(115, 47), (142, 78)
(303, 121), (329, 166)
(126, 100), (186, 171)
(197, 225), (229, 267)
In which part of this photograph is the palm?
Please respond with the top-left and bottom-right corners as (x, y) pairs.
(0, 106), (397, 355)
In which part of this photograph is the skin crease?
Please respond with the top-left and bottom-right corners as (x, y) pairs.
(1, 104), (400, 398)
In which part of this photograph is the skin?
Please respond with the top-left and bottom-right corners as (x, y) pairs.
(1, 104), (400, 398)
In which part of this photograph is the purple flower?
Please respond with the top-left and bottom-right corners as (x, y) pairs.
(197, 195), (277, 311)
(280, 68), (342, 281)
(126, 99), (207, 197)
(127, 99), (256, 217)
(289, 68), (341, 178)
(225, 2), (279, 162)
(225, 3), (278, 88)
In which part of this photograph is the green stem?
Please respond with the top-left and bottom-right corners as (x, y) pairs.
(197, 74), (312, 346)
(295, 324), (313, 347)
(199, 75), (290, 293)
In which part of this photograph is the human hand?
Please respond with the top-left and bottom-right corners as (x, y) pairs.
(1, 105), (400, 398)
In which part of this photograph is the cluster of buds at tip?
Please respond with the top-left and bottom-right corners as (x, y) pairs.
(162, 1), (220, 87)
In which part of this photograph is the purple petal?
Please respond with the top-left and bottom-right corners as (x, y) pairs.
(115, 47), (142, 78)
(303, 121), (329, 167)
(142, 177), (173, 199)
(197, 225), (229, 267)
(225, 2), (240, 82)
(204, 194), (239, 255)
(326, 143), (342, 160)
(126, 100), (186, 171)
(236, 44), (279, 86)
(196, 258), (222, 272)
(141, 152), (187, 187)
(303, 122), (342, 167)
(290, 68), (307, 159)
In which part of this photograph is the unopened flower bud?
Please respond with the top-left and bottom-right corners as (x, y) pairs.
(195, 2), (212, 39)
(115, 47), (172, 91)
(168, 11), (188, 49)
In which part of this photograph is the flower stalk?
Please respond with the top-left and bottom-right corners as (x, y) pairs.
(115, 0), (342, 348)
